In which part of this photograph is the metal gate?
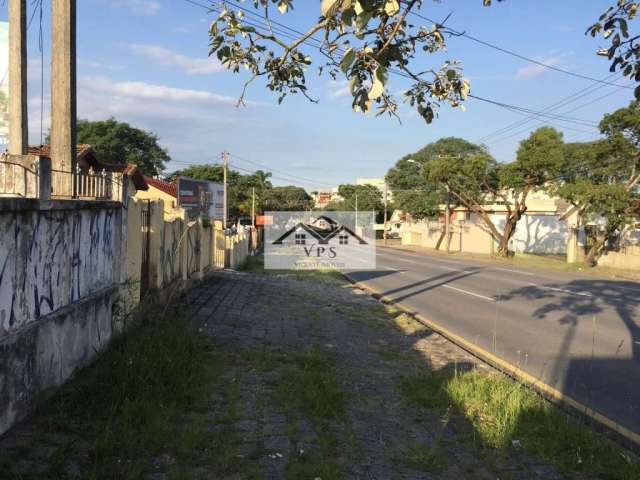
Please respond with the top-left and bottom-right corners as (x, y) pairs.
(140, 200), (151, 299)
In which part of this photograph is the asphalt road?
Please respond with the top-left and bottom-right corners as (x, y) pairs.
(347, 246), (640, 437)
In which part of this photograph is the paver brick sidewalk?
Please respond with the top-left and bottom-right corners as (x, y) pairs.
(179, 270), (566, 480)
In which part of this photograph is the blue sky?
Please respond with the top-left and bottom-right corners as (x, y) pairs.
(0, 0), (635, 190)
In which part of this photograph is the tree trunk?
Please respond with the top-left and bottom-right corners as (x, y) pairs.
(494, 216), (518, 258)
(584, 237), (606, 266)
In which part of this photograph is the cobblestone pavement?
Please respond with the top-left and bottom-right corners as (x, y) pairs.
(179, 270), (566, 480)
(0, 270), (569, 480)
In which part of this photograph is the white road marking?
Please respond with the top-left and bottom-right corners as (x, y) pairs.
(493, 267), (537, 276)
(442, 284), (495, 302)
(376, 252), (462, 272)
(383, 266), (406, 274)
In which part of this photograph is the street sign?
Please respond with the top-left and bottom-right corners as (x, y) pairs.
(177, 177), (224, 219)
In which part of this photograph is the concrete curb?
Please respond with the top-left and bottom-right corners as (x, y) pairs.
(340, 271), (640, 452)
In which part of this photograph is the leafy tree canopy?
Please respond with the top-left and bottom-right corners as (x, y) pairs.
(555, 101), (640, 264)
(72, 118), (170, 176)
(424, 129), (566, 256)
(327, 184), (383, 212)
(208, 1), (503, 123)
(588, 1), (640, 97)
(261, 185), (313, 211)
(386, 137), (483, 218)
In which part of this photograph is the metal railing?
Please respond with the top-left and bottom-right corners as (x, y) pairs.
(51, 165), (122, 201)
(0, 156), (39, 198)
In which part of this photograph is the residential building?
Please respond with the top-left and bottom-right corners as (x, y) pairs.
(135, 176), (185, 220)
(400, 189), (574, 255)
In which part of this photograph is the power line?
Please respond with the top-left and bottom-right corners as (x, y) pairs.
(166, 155), (335, 189)
(476, 72), (624, 144)
(483, 84), (629, 146)
(405, 5), (633, 90)
(229, 153), (335, 188)
(231, 163), (330, 189)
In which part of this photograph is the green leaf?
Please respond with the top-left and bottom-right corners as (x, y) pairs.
(340, 48), (356, 73)
(384, 0), (399, 16)
(321, 0), (341, 17)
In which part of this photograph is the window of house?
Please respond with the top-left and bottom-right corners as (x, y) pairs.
(339, 234), (349, 245)
(295, 232), (306, 245)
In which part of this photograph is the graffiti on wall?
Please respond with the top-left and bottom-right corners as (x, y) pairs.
(160, 220), (182, 286)
(0, 207), (121, 334)
(186, 223), (200, 279)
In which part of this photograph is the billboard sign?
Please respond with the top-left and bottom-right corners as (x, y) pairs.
(256, 215), (273, 226)
(0, 22), (8, 151)
(177, 177), (224, 219)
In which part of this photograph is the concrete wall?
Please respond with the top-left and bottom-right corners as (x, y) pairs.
(597, 244), (640, 270)
(228, 228), (250, 270)
(0, 198), (126, 435)
(497, 213), (569, 255)
(184, 221), (201, 280)
(401, 217), (493, 255)
(125, 198), (144, 302)
(160, 219), (183, 287)
(401, 212), (569, 256)
(449, 217), (494, 255)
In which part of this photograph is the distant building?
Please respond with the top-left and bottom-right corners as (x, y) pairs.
(356, 177), (392, 202)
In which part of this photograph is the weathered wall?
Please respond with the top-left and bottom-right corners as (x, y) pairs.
(184, 221), (201, 280)
(506, 214), (568, 255)
(125, 198), (144, 302)
(228, 229), (250, 270)
(0, 201), (122, 333)
(160, 219), (183, 287)
(597, 245), (640, 270)
(0, 198), (126, 435)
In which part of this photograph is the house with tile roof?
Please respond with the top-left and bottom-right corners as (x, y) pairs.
(135, 175), (186, 220)
(27, 144), (148, 197)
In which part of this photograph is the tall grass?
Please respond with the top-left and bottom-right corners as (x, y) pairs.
(400, 369), (640, 480)
(33, 310), (219, 479)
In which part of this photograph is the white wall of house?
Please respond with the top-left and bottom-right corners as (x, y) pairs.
(491, 213), (569, 255)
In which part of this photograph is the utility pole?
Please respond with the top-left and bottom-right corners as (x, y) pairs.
(383, 183), (388, 247)
(8, 0), (28, 155)
(222, 151), (229, 229)
(355, 192), (358, 234)
(445, 184), (451, 253)
(251, 187), (256, 228)
(51, 0), (77, 197)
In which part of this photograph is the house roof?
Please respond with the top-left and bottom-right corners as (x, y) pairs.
(28, 144), (96, 163)
(28, 144), (148, 191)
(143, 175), (177, 199)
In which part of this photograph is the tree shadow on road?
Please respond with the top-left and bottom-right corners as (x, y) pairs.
(498, 279), (640, 442)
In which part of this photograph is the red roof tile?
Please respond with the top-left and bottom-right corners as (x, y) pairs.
(28, 144), (94, 160)
(143, 175), (177, 198)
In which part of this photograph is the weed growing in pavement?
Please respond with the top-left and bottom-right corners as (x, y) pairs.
(397, 442), (447, 473)
(275, 349), (347, 423)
